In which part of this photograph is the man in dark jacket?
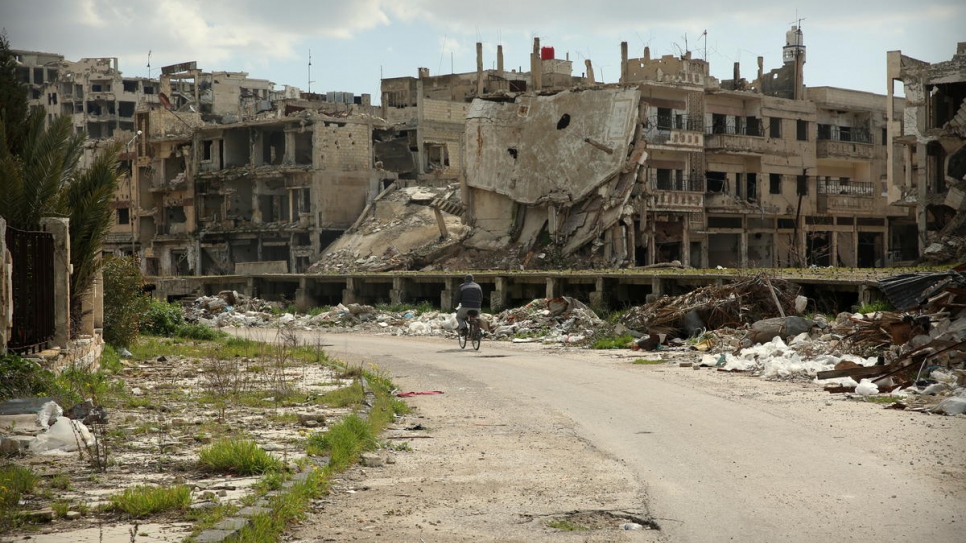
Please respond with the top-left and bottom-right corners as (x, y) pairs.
(455, 274), (483, 336)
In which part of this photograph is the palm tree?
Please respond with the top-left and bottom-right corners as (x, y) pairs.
(0, 110), (84, 230)
(62, 139), (124, 320)
(0, 34), (123, 334)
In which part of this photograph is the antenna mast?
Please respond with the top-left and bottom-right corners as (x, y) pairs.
(147, 50), (152, 79)
(308, 49), (315, 93)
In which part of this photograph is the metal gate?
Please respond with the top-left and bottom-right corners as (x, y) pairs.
(5, 226), (55, 353)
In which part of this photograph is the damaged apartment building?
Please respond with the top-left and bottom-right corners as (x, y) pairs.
(887, 42), (966, 261)
(125, 62), (396, 276)
(378, 39), (583, 189)
(450, 27), (913, 269)
(11, 50), (162, 256)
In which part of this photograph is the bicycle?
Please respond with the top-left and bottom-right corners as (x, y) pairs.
(458, 309), (482, 350)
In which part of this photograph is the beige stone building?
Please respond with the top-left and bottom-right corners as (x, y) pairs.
(12, 49), (162, 258)
(378, 39), (584, 189)
(454, 27), (912, 270)
(887, 43), (966, 260)
(127, 62), (395, 276)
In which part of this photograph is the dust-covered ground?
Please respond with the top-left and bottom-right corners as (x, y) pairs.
(284, 336), (966, 543)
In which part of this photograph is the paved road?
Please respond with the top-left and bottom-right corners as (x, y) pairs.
(256, 330), (965, 542)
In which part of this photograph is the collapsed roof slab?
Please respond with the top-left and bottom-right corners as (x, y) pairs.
(465, 88), (641, 206)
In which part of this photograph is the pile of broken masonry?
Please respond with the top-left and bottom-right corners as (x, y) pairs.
(187, 271), (966, 416)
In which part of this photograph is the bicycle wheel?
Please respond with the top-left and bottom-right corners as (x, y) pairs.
(471, 323), (481, 350)
(458, 327), (467, 349)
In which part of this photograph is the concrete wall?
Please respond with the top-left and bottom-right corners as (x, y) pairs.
(0, 218), (10, 354)
(235, 261), (288, 274)
(316, 121), (371, 171)
(465, 88), (640, 205)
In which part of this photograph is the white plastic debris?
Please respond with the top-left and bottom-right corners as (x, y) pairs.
(855, 379), (880, 397)
(29, 417), (95, 453)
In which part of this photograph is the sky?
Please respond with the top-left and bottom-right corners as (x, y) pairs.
(1, 0), (962, 104)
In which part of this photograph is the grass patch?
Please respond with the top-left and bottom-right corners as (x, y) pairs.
(0, 465), (37, 508)
(305, 414), (377, 471)
(592, 334), (634, 349)
(48, 474), (72, 491)
(107, 484), (191, 518)
(632, 359), (664, 365)
(227, 467), (326, 543)
(198, 438), (282, 475)
(175, 323), (224, 341)
(317, 380), (365, 408)
(547, 519), (589, 531)
(855, 299), (894, 314)
(99, 345), (124, 373)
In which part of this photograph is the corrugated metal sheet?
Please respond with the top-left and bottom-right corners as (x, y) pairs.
(878, 270), (966, 311)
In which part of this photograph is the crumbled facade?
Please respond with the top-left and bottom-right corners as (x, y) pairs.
(12, 50), (161, 257)
(887, 43), (966, 262)
(378, 39), (585, 189)
(450, 27), (911, 270)
(129, 63), (394, 276)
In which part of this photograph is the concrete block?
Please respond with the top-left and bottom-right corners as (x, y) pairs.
(214, 517), (249, 531)
(193, 529), (237, 543)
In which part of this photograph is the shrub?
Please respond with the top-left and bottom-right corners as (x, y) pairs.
(175, 323), (222, 341)
(0, 466), (37, 508)
(48, 364), (124, 408)
(107, 484), (191, 518)
(99, 344), (123, 373)
(198, 438), (282, 475)
(143, 298), (185, 336)
(102, 255), (151, 347)
(0, 354), (53, 401)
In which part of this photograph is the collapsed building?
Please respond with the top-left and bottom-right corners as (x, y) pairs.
(361, 27), (913, 271)
(123, 63), (396, 276)
(613, 27), (904, 269)
(887, 43), (966, 263)
(13, 30), (947, 277)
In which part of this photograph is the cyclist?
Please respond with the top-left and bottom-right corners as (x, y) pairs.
(455, 274), (483, 337)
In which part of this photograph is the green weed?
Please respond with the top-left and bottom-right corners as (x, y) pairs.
(0, 465), (37, 508)
(632, 359), (664, 365)
(855, 299), (894, 314)
(547, 519), (589, 531)
(107, 484), (191, 518)
(592, 334), (634, 349)
(317, 381), (364, 408)
(48, 474), (72, 491)
(198, 438), (282, 476)
(305, 414), (377, 471)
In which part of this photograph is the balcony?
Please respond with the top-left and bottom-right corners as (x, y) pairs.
(816, 139), (873, 160)
(652, 190), (705, 211)
(643, 114), (704, 149)
(816, 179), (875, 212)
(816, 126), (874, 160)
(704, 122), (768, 155)
(647, 173), (705, 211)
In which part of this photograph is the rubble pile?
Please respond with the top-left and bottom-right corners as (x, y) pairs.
(797, 267), (966, 414)
(618, 273), (804, 338)
(192, 294), (602, 344)
(307, 184), (469, 274)
(183, 268), (966, 415)
(184, 290), (282, 322)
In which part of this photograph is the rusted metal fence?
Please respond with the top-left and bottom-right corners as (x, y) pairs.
(5, 226), (55, 353)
